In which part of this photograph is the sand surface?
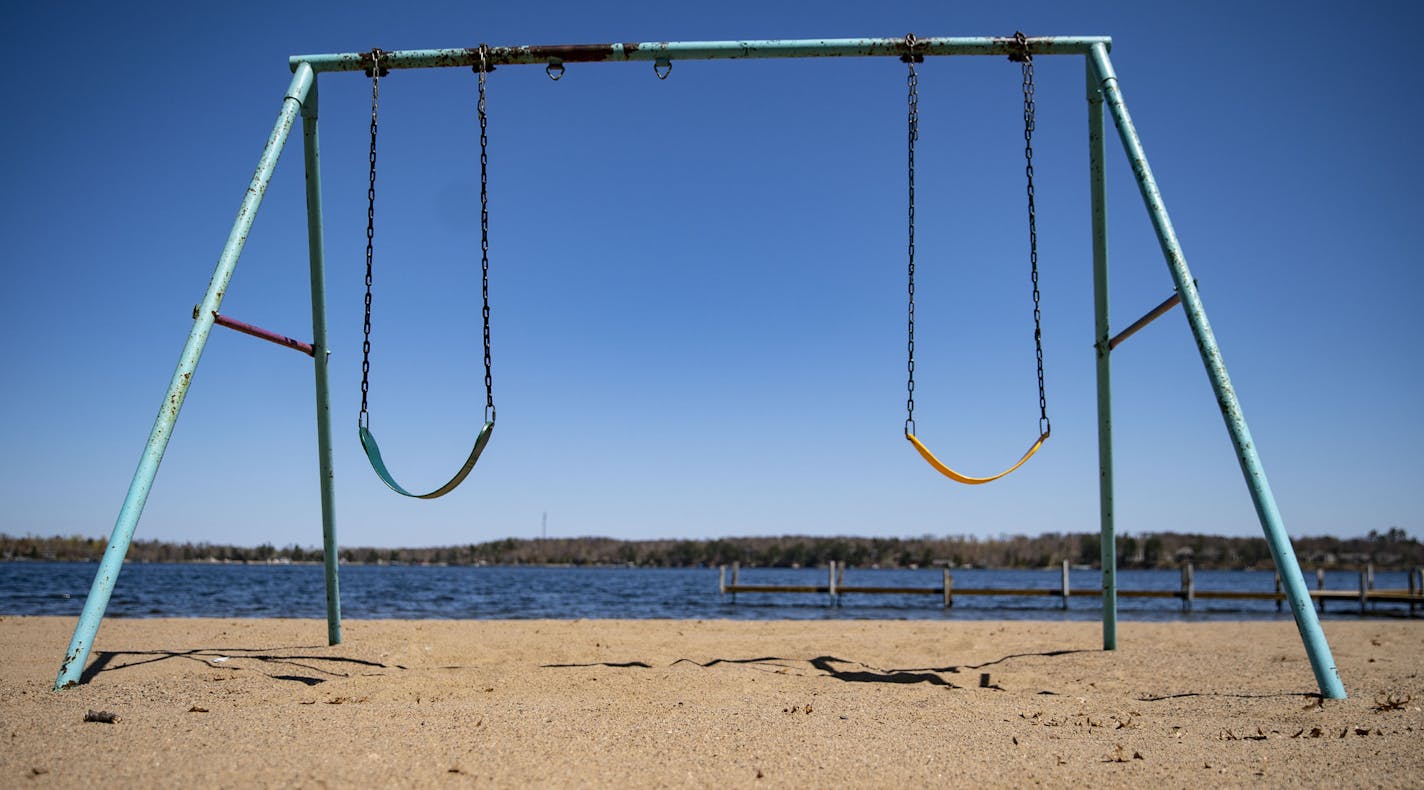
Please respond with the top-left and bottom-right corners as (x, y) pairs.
(2, 617), (1420, 787)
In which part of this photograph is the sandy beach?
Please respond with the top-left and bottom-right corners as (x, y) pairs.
(1, 617), (1420, 787)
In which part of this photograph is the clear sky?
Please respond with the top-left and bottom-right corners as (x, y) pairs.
(2, 1), (1420, 549)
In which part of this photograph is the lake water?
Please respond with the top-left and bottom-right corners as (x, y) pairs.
(1, 562), (1415, 622)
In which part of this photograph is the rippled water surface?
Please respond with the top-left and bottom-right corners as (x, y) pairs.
(2, 562), (1415, 622)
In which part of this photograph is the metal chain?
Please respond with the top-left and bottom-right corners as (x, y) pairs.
(1013, 31), (1050, 437)
(360, 48), (384, 430)
(477, 45), (495, 424)
(358, 49), (496, 430)
(903, 34), (921, 436)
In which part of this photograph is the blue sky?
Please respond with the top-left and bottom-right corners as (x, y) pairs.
(2, 1), (1419, 549)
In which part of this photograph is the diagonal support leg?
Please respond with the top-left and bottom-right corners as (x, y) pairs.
(54, 64), (316, 690)
(1088, 44), (1344, 699)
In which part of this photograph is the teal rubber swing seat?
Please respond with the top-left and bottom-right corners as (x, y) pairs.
(359, 421), (494, 499)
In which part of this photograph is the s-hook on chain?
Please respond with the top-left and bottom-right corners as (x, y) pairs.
(1011, 31), (1050, 438)
(902, 33), (923, 437)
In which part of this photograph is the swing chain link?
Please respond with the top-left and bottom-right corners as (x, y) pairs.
(478, 45), (495, 424)
(360, 48), (384, 431)
(1014, 31), (1050, 438)
(903, 33), (919, 436)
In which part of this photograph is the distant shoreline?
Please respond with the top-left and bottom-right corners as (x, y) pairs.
(4, 556), (1421, 573)
(4, 529), (1420, 572)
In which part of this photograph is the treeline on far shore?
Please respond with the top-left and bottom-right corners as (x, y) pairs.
(1, 528), (1419, 571)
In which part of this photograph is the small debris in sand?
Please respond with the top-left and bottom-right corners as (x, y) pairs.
(83, 710), (117, 724)
(1105, 744), (1145, 763)
(324, 696), (367, 705)
(188, 706), (209, 714)
(1373, 693), (1411, 713)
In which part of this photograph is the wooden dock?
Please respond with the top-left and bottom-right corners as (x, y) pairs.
(718, 561), (1424, 615)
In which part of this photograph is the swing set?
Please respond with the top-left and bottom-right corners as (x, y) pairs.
(54, 34), (1346, 700)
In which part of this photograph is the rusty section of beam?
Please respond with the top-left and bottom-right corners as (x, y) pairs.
(290, 36), (1114, 74)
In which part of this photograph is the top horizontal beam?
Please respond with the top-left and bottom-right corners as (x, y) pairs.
(289, 36), (1112, 74)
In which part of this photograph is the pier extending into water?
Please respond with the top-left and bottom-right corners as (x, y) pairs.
(719, 562), (1424, 615)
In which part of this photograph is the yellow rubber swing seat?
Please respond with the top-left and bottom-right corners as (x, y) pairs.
(906, 430), (1049, 485)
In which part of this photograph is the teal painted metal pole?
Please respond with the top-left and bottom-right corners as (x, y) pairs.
(54, 63), (316, 689)
(289, 35), (1113, 74)
(1088, 44), (1345, 698)
(1087, 59), (1117, 651)
(301, 76), (342, 646)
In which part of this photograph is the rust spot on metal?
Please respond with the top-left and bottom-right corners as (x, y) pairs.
(361, 49), (390, 77)
(622, 42), (641, 55)
(517, 44), (621, 63)
(451, 48), (490, 70)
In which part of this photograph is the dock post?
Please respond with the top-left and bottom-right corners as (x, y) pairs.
(731, 562), (739, 604)
(718, 565), (726, 597)
(1181, 562), (1195, 611)
(1316, 568), (1326, 613)
(828, 561), (838, 607)
(1408, 568), (1417, 616)
(1366, 564), (1375, 591)
(943, 570), (953, 608)
(1359, 569), (1368, 615)
(1061, 560), (1071, 609)
(1275, 573), (1283, 612)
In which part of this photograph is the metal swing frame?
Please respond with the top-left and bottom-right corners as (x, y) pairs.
(54, 35), (1347, 700)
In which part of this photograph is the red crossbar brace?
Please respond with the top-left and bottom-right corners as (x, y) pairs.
(197, 308), (316, 357)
